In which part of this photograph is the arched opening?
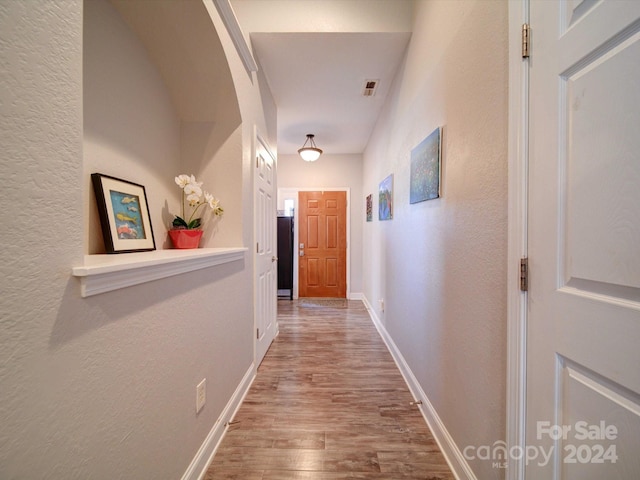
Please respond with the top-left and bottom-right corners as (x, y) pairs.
(84, 0), (243, 253)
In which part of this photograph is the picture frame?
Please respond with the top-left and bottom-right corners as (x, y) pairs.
(91, 173), (156, 254)
(410, 127), (442, 204)
(379, 174), (393, 221)
(366, 194), (373, 222)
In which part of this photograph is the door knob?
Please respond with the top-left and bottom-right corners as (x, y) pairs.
(272, 256), (278, 262)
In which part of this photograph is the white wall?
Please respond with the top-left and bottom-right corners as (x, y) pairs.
(84, 0), (181, 253)
(362, 1), (508, 478)
(0, 0), (273, 478)
(278, 154), (363, 296)
(232, 0), (413, 35)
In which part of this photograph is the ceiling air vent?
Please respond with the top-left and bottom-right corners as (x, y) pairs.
(362, 79), (379, 97)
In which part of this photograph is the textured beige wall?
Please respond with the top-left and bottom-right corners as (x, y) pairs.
(362, 1), (509, 478)
(0, 0), (85, 475)
(0, 0), (270, 478)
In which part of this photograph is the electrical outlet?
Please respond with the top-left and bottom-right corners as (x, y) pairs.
(196, 378), (206, 414)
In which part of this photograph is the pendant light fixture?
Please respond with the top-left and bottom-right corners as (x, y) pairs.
(298, 134), (323, 162)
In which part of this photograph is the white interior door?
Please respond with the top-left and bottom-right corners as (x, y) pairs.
(255, 134), (277, 366)
(527, 1), (640, 478)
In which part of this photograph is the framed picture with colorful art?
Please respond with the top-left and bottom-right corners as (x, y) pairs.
(366, 194), (373, 222)
(91, 173), (155, 253)
(379, 174), (393, 221)
(410, 127), (441, 204)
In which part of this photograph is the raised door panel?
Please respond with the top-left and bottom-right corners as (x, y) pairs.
(307, 215), (319, 249)
(326, 215), (338, 249)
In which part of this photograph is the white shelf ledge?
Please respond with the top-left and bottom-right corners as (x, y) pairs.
(72, 247), (247, 297)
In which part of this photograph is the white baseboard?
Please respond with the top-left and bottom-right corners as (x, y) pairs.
(348, 292), (364, 301)
(181, 363), (256, 480)
(361, 296), (477, 480)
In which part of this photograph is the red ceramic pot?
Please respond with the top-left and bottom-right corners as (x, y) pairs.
(169, 229), (203, 249)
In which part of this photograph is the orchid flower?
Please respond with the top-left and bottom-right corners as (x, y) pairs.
(172, 174), (224, 229)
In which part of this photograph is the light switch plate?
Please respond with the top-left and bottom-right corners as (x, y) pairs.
(196, 378), (206, 413)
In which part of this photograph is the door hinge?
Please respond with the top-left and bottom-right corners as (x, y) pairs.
(256, 328), (260, 339)
(256, 242), (259, 253)
(520, 257), (529, 292)
(522, 23), (530, 58)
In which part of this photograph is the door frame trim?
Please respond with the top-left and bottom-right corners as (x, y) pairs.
(506, 1), (529, 479)
(277, 187), (351, 299)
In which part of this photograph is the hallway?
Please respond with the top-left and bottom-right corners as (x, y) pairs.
(205, 299), (454, 479)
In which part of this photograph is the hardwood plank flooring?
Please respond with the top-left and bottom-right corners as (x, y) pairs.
(204, 299), (454, 480)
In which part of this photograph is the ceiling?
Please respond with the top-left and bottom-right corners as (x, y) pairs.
(251, 32), (411, 155)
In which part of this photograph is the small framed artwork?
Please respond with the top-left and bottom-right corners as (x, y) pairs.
(410, 127), (441, 204)
(379, 174), (393, 221)
(91, 173), (155, 253)
(366, 194), (373, 222)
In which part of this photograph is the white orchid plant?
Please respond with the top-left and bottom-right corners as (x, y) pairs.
(172, 174), (223, 230)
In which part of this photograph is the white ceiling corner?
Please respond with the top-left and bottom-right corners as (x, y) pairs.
(230, 0), (413, 157)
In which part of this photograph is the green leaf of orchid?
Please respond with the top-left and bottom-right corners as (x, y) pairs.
(188, 218), (202, 229)
(172, 216), (188, 228)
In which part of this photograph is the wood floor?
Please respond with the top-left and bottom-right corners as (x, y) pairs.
(204, 299), (454, 480)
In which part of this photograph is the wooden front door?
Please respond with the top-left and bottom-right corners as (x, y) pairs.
(298, 191), (347, 298)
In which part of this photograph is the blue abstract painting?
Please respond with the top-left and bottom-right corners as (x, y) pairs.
(410, 127), (441, 204)
(379, 174), (393, 221)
